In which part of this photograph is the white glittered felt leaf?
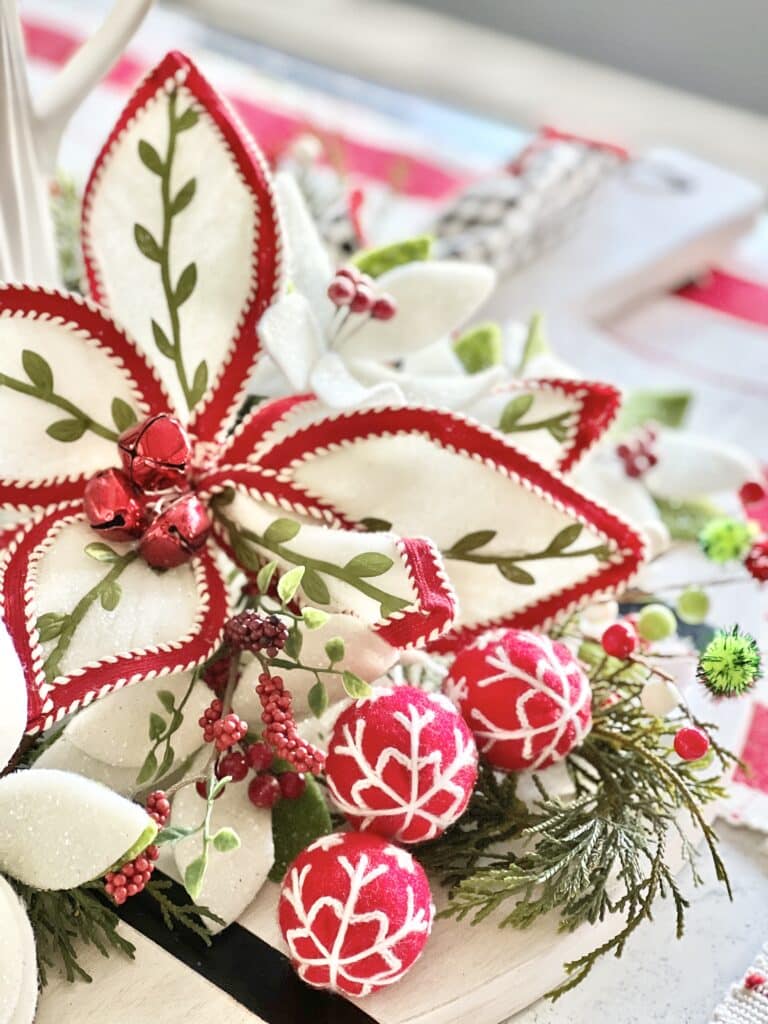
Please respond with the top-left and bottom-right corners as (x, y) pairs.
(0, 621), (27, 771)
(0, 875), (37, 1024)
(171, 777), (273, 928)
(0, 768), (154, 889)
(33, 736), (139, 797)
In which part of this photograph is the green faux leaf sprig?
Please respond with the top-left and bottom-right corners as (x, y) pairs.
(497, 392), (572, 442)
(136, 672), (202, 786)
(443, 523), (611, 586)
(419, 634), (736, 1000)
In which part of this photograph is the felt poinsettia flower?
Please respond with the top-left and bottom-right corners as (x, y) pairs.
(254, 174), (501, 410)
(0, 623), (156, 1024)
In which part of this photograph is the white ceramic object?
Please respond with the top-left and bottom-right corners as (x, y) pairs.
(0, 0), (152, 284)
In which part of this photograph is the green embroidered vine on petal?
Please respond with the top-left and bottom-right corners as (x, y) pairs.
(498, 393), (573, 443)
(134, 90), (207, 410)
(443, 524), (611, 586)
(0, 350), (126, 443)
(38, 544), (138, 682)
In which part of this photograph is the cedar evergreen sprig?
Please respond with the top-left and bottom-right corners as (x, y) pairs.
(418, 643), (736, 999)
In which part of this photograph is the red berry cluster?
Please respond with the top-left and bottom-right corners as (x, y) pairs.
(244, 741), (307, 809)
(616, 426), (658, 479)
(256, 671), (325, 775)
(745, 537), (768, 582)
(212, 712), (248, 752)
(105, 790), (169, 905)
(224, 610), (289, 658)
(202, 655), (231, 696)
(146, 789), (171, 827)
(199, 697), (223, 742)
(327, 266), (397, 321)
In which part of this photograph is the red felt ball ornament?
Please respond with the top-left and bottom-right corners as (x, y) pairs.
(139, 493), (211, 568)
(118, 412), (191, 491)
(745, 538), (768, 582)
(83, 467), (148, 541)
(279, 832), (434, 997)
(673, 726), (710, 761)
(444, 629), (592, 772)
(601, 620), (639, 659)
(325, 687), (478, 843)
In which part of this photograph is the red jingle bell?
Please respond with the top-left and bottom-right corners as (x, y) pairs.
(139, 493), (211, 569)
(118, 413), (191, 492)
(83, 468), (147, 541)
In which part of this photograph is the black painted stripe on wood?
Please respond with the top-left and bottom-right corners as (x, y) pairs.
(117, 875), (377, 1024)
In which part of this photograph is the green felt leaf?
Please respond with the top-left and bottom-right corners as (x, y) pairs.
(342, 671), (373, 699)
(111, 397), (137, 433)
(46, 418), (86, 442)
(231, 535), (259, 572)
(134, 223), (162, 262)
(450, 529), (497, 555)
(22, 350), (53, 395)
(184, 854), (208, 900)
(453, 322), (503, 374)
(155, 824), (198, 845)
(302, 608), (329, 630)
(379, 594), (412, 617)
(174, 263), (197, 307)
(277, 566), (305, 605)
(189, 360), (208, 407)
(499, 394), (535, 432)
(269, 774), (332, 882)
(138, 139), (164, 176)
(264, 519), (301, 545)
(100, 581), (122, 611)
(84, 542), (120, 563)
(358, 517), (393, 532)
(307, 680), (329, 718)
(152, 319), (175, 359)
(212, 827), (241, 853)
(148, 712), (166, 741)
(175, 107), (199, 132)
(285, 625), (303, 660)
(157, 690), (176, 714)
(136, 750), (158, 786)
(498, 562), (535, 585)
(653, 495), (722, 541)
(616, 390), (692, 433)
(36, 613), (67, 642)
(353, 234), (433, 277)
(547, 523), (583, 553)
(344, 552), (394, 578)
(324, 637), (345, 664)
(171, 178), (197, 216)
(301, 568), (330, 606)
(256, 561), (278, 593)
(516, 312), (550, 374)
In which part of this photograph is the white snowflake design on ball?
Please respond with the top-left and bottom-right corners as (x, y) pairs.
(447, 630), (592, 772)
(279, 834), (434, 997)
(325, 688), (478, 843)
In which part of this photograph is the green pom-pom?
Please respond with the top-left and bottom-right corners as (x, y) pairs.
(698, 517), (756, 564)
(453, 322), (503, 374)
(637, 603), (677, 642)
(676, 587), (710, 624)
(697, 626), (762, 697)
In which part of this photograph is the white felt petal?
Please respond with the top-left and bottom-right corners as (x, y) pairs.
(171, 778), (273, 928)
(232, 614), (397, 720)
(222, 492), (423, 629)
(64, 672), (209, 769)
(351, 358), (506, 412)
(644, 431), (761, 500)
(0, 622), (27, 772)
(310, 352), (404, 410)
(340, 261), (496, 361)
(33, 736), (139, 797)
(34, 519), (201, 680)
(257, 293), (324, 392)
(403, 338), (466, 377)
(275, 174), (335, 328)
(0, 769), (153, 889)
(0, 875), (37, 1024)
(248, 353), (292, 400)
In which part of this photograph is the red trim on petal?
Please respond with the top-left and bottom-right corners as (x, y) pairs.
(0, 285), (172, 512)
(197, 462), (344, 525)
(215, 394), (313, 468)
(0, 504), (229, 735)
(375, 537), (456, 648)
(257, 405), (646, 649)
(82, 51), (283, 443)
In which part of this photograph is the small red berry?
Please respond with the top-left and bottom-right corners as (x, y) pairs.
(217, 751), (248, 782)
(336, 265), (361, 283)
(740, 481), (766, 505)
(279, 771), (306, 800)
(246, 741), (274, 773)
(350, 284), (374, 314)
(248, 773), (282, 809)
(212, 712), (248, 751)
(327, 276), (355, 306)
(674, 726), (710, 761)
(196, 779), (224, 800)
(745, 538), (768, 582)
(601, 621), (639, 659)
(745, 972), (766, 990)
(113, 887), (128, 905)
(371, 295), (397, 321)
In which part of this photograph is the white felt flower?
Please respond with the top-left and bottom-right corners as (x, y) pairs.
(255, 174), (497, 410)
